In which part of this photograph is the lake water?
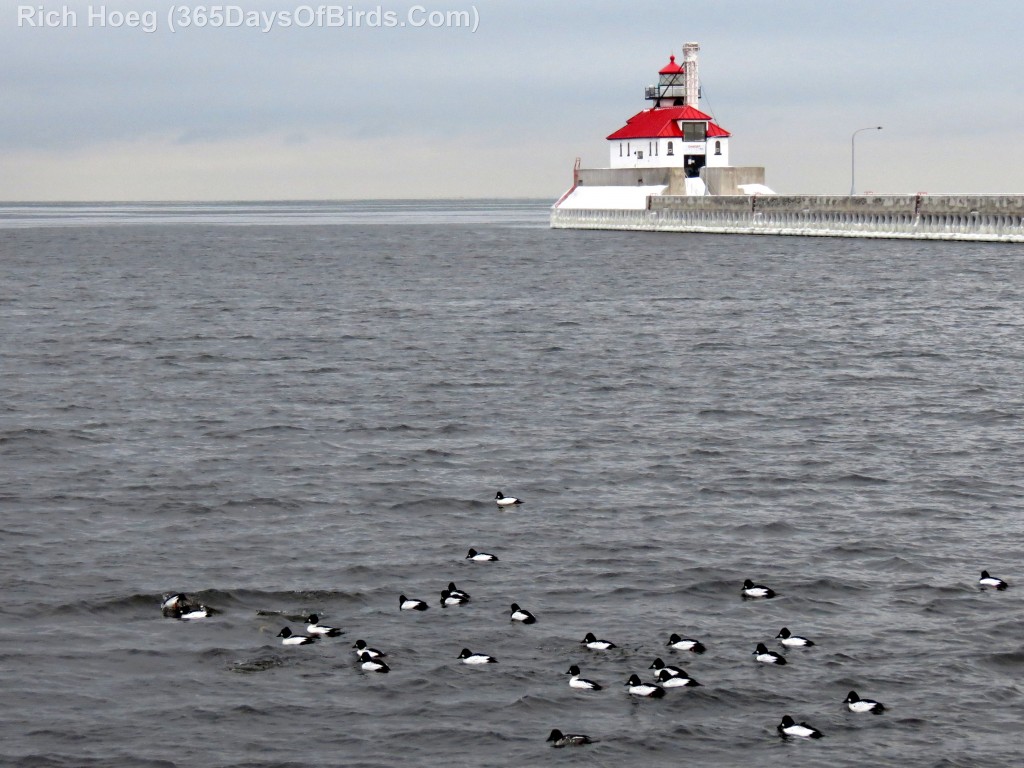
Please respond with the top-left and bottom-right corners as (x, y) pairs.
(1, 200), (1022, 767)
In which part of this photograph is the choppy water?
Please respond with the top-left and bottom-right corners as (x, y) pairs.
(1, 200), (1022, 767)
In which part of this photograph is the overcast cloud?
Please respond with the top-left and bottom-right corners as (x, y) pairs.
(2, 0), (1023, 200)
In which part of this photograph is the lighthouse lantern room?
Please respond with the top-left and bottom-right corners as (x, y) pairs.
(607, 43), (731, 175)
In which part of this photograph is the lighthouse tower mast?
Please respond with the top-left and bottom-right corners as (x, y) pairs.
(682, 42), (700, 108)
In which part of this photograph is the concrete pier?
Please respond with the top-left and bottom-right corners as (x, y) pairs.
(550, 194), (1024, 242)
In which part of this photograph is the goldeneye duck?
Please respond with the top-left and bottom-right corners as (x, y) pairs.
(666, 633), (706, 653)
(399, 595), (429, 611)
(844, 690), (885, 714)
(440, 589), (469, 606)
(510, 603), (537, 623)
(466, 548), (498, 561)
(565, 664), (602, 690)
(777, 715), (822, 739)
(544, 729), (593, 749)
(624, 674), (665, 698)
(162, 592), (188, 609)
(358, 652), (390, 673)
(648, 657), (684, 677)
(446, 582), (470, 600)
(656, 668), (701, 687)
(458, 648), (497, 664)
(753, 643), (787, 664)
(352, 640), (385, 658)
(580, 632), (615, 650)
(776, 627), (814, 647)
(546, 728), (593, 747)
(979, 570), (1008, 590)
(277, 627), (316, 645)
(305, 614), (343, 637)
(495, 491), (523, 507)
(161, 593), (194, 617)
(742, 579), (776, 599)
(179, 605), (214, 620)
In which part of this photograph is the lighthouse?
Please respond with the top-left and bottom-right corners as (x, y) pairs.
(552, 41), (1022, 241)
(607, 44), (731, 178)
(553, 41), (768, 210)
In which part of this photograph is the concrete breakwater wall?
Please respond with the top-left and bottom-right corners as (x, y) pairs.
(574, 167), (766, 196)
(550, 194), (1024, 242)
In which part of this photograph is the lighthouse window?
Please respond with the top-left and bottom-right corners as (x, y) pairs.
(681, 122), (707, 141)
(714, 140), (722, 155)
(619, 142), (623, 157)
(667, 141), (674, 156)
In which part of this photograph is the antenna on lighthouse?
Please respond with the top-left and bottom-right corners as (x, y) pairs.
(682, 42), (700, 107)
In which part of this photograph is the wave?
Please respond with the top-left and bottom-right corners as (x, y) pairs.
(227, 655), (289, 674)
(978, 647), (1024, 670)
(54, 587), (377, 618)
(829, 472), (890, 485)
(731, 520), (800, 535)
(690, 342), (741, 351)
(870, 349), (952, 361)
(12, 757), (177, 768)
(0, 427), (109, 446)
(386, 497), (481, 512)
(238, 424), (309, 435)
(342, 423), (431, 433)
(216, 497), (306, 512)
(696, 407), (764, 419)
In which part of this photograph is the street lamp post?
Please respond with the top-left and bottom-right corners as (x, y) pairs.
(850, 126), (883, 195)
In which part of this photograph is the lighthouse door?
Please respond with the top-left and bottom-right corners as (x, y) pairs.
(684, 155), (706, 178)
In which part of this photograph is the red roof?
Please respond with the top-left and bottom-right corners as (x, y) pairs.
(659, 55), (684, 75)
(606, 106), (731, 140)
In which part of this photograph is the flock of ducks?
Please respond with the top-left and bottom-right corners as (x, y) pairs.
(160, 490), (1011, 747)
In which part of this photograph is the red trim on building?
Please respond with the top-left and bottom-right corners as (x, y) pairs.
(606, 106), (731, 140)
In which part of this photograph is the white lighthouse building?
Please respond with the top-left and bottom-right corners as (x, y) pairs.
(554, 42), (767, 210)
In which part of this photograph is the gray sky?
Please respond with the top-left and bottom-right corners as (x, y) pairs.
(3, 0), (1023, 200)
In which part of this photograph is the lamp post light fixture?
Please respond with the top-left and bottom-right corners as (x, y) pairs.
(850, 126), (883, 196)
